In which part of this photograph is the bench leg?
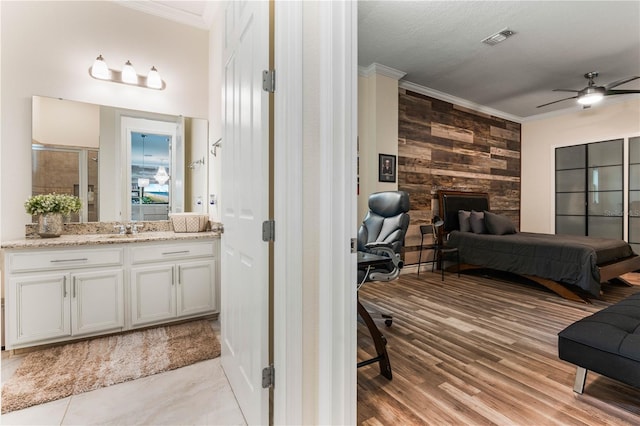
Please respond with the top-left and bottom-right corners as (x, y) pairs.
(573, 366), (588, 394)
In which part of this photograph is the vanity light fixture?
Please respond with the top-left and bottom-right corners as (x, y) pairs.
(88, 54), (166, 90)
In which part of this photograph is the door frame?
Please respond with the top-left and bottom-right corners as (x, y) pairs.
(273, 1), (358, 424)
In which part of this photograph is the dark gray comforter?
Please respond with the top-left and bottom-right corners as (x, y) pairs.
(447, 231), (635, 297)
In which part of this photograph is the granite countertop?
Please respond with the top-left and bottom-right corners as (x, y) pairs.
(1, 231), (221, 250)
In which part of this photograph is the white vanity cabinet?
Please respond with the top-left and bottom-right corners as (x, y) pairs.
(129, 241), (217, 327)
(3, 235), (219, 350)
(5, 247), (124, 348)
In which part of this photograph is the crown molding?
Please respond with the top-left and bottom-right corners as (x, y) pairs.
(399, 80), (523, 123)
(359, 63), (406, 81)
(114, 0), (215, 30)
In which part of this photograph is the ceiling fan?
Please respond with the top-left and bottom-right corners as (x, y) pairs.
(536, 72), (640, 109)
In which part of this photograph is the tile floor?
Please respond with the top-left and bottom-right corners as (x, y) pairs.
(1, 321), (246, 425)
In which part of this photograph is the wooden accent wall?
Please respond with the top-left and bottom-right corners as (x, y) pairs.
(398, 89), (521, 265)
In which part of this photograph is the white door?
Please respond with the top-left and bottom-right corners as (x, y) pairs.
(220, 1), (270, 425)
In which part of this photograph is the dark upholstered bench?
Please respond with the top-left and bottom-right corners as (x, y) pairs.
(558, 292), (640, 394)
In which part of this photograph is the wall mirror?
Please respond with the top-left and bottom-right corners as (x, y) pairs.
(32, 96), (207, 222)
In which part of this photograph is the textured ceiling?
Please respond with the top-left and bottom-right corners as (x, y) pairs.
(359, 1), (640, 120)
(124, 1), (640, 121)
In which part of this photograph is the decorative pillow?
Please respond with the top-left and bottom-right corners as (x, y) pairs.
(469, 210), (487, 234)
(484, 210), (517, 235)
(458, 210), (471, 232)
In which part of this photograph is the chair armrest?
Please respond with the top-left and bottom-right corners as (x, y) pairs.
(364, 244), (404, 283)
(365, 241), (393, 250)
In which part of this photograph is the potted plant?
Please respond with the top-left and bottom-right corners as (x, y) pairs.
(24, 193), (82, 238)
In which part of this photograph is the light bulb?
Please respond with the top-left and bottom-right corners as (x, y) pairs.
(577, 93), (604, 106)
(138, 178), (149, 188)
(122, 60), (137, 84)
(147, 66), (162, 89)
(90, 54), (110, 80)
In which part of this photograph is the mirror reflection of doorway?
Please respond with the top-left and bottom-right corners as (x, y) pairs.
(131, 132), (172, 221)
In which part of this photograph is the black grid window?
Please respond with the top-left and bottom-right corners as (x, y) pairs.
(555, 139), (623, 238)
(630, 137), (640, 254)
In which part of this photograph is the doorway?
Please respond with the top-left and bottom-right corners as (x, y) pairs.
(130, 132), (172, 221)
(120, 116), (183, 222)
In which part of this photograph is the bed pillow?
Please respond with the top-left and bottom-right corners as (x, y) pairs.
(469, 210), (487, 234)
(484, 210), (517, 235)
(458, 210), (471, 232)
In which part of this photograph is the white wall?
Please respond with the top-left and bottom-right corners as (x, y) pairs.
(185, 118), (209, 214)
(0, 1), (208, 240)
(357, 68), (403, 222)
(521, 98), (640, 233)
(207, 7), (223, 222)
(33, 97), (99, 148)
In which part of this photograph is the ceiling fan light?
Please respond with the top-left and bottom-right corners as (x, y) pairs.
(578, 93), (604, 106)
(91, 54), (110, 80)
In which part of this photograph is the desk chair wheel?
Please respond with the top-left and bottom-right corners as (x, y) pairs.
(383, 314), (393, 327)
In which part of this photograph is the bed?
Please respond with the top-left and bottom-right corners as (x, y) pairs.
(437, 190), (640, 303)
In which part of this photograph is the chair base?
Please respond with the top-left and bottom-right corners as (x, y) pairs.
(357, 295), (392, 380)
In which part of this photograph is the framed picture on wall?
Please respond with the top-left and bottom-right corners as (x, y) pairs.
(378, 153), (396, 183)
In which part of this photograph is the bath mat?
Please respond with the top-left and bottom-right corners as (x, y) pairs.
(1, 320), (220, 413)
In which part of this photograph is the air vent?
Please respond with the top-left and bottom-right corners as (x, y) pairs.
(481, 28), (516, 46)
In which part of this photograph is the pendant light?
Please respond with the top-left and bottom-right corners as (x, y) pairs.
(155, 165), (170, 185)
(137, 134), (149, 190)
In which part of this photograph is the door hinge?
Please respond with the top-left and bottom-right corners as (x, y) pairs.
(351, 238), (357, 253)
(262, 364), (275, 388)
(262, 220), (275, 242)
(262, 69), (275, 93)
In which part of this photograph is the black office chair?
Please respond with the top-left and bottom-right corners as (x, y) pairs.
(357, 191), (410, 380)
(358, 190), (410, 284)
(417, 216), (460, 281)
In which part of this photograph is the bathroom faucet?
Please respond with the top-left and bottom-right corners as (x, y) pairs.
(129, 223), (143, 234)
(114, 224), (127, 235)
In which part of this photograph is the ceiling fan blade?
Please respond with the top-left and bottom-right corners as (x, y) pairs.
(605, 76), (640, 90)
(536, 96), (578, 108)
(605, 89), (640, 95)
(552, 89), (580, 93)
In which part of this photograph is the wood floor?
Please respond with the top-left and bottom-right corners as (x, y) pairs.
(357, 270), (640, 425)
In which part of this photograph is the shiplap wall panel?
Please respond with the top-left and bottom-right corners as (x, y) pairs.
(398, 89), (521, 265)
